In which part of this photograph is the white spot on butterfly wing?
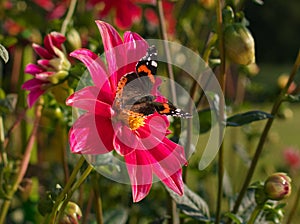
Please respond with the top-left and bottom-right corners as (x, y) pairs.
(151, 61), (158, 67)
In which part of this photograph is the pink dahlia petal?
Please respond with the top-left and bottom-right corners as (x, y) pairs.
(124, 150), (152, 202)
(35, 71), (55, 81)
(70, 113), (114, 154)
(148, 141), (185, 195)
(138, 114), (169, 136)
(50, 32), (66, 46)
(113, 123), (139, 156)
(95, 20), (125, 88)
(123, 31), (148, 74)
(66, 86), (113, 117)
(161, 171), (184, 196)
(44, 32), (65, 55)
(70, 49), (111, 89)
(32, 43), (53, 59)
(27, 88), (45, 108)
(24, 63), (44, 75)
(37, 59), (51, 68)
(22, 78), (46, 91)
(44, 33), (56, 55)
(95, 20), (123, 53)
(67, 84), (113, 106)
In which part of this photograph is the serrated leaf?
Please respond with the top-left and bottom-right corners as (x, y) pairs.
(103, 208), (128, 224)
(165, 184), (210, 221)
(226, 110), (272, 127)
(0, 44), (9, 63)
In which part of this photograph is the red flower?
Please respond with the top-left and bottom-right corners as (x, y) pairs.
(144, 1), (176, 35)
(87, 0), (176, 33)
(3, 19), (23, 36)
(67, 21), (186, 202)
(22, 32), (70, 107)
(283, 147), (300, 170)
(87, 0), (142, 29)
(32, 0), (69, 20)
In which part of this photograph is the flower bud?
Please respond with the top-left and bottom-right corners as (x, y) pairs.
(59, 201), (82, 224)
(224, 23), (255, 65)
(67, 29), (82, 50)
(264, 173), (291, 200)
(277, 74), (296, 93)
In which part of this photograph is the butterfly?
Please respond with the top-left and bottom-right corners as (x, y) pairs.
(114, 45), (192, 119)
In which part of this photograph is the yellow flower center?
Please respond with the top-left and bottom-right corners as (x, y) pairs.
(115, 110), (145, 130)
(128, 112), (145, 130)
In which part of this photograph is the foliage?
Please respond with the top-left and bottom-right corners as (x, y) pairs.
(1, 0), (300, 224)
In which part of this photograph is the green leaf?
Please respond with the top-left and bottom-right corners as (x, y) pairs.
(0, 44), (9, 63)
(284, 94), (300, 103)
(103, 208), (128, 224)
(165, 184), (210, 221)
(224, 212), (243, 224)
(0, 93), (18, 114)
(252, 0), (264, 5)
(198, 108), (212, 134)
(226, 110), (273, 127)
(37, 196), (54, 216)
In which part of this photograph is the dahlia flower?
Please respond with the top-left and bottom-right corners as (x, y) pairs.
(67, 21), (187, 202)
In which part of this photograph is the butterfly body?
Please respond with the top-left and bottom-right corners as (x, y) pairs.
(114, 45), (192, 121)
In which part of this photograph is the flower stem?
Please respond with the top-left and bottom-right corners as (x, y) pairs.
(56, 164), (94, 222)
(157, 0), (177, 105)
(286, 183), (300, 224)
(0, 116), (7, 167)
(45, 156), (86, 224)
(3, 108), (27, 150)
(60, 0), (77, 36)
(247, 204), (262, 224)
(92, 173), (104, 224)
(231, 50), (300, 216)
(0, 102), (43, 224)
(215, 0), (226, 223)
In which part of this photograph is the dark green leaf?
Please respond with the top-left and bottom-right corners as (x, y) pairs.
(0, 44), (9, 63)
(165, 184), (210, 221)
(38, 196), (54, 216)
(103, 208), (128, 224)
(226, 111), (273, 127)
(198, 108), (212, 134)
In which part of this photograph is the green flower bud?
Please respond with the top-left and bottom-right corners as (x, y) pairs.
(264, 173), (291, 201)
(224, 23), (255, 65)
(59, 201), (82, 224)
(67, 29), (82, 51)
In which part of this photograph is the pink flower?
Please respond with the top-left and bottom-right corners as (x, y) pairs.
(32, 0), (69, 20)
(87, 0), (175, 33)
(283, 147), (300, 170)
(3, 19), (23, 36)
(87, 0), (142, 29)
(22, 32), (70, 107)
(144, 1), (176, 36)
(66, 21), (187, 202)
